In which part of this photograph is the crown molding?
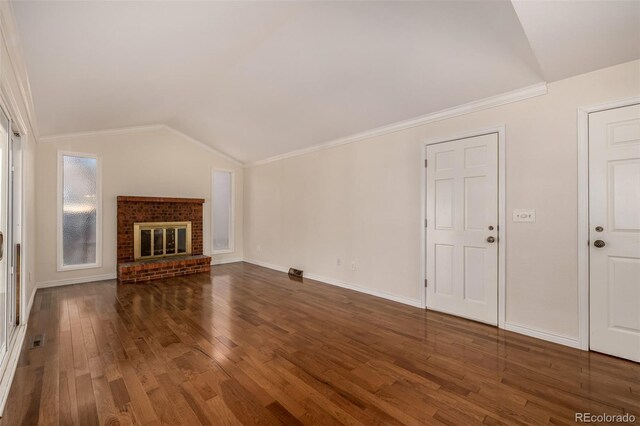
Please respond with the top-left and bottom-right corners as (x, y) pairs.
(38, 124), (165, 143)
(245, 82), (547, 167)
(37, 82), (547, 168)
(39, 124), (243, 165)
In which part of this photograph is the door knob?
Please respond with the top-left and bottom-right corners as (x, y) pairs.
(486, 236), (496, 243)
(594, 240), (606, 248)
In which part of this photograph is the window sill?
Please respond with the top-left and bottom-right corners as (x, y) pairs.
(57, 262), (102, 272)
(213, 249), (234, 255)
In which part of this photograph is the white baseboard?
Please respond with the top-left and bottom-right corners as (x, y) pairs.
(504, 322), (582, 349)
(243, 258), (289, 274)
(306, 272), (424, 308)
(211, 257), (244, 265)
(37, 273), (117, 289)
(243, 258), (423, 308)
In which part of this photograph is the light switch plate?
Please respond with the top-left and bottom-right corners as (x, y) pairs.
(513, 209), (536, 223)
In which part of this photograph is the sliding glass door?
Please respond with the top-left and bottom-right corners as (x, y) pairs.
(0, 107), (9, 360)
(0, 105), (20, 367)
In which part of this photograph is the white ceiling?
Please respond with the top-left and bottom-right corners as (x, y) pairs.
(512, 0), (640, 82)
(12, 1), (640, 163)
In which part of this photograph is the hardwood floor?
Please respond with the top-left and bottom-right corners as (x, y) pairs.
(2, 262), (639, 425)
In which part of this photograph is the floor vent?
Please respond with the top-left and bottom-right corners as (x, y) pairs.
(29, 334), (46, 349)
(288, 268), (303, 280)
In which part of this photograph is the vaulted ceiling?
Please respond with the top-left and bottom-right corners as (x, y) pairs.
(12, 1), (640, 163)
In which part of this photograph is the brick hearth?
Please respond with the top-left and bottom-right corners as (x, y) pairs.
(118, 255), (211, 284)
(116, 196), (210, 282)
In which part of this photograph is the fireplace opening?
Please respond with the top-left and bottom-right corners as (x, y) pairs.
(134, 221), (192, 260)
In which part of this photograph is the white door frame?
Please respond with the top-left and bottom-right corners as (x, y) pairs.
(420, 126), (507, 328)
(577, 96), (640, 351)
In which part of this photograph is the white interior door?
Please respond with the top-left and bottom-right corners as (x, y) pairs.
(426, 133), (498, 325)
(589, 103), (640, 362)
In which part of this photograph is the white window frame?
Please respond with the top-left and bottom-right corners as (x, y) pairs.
(212, 168), (235, 254)
(57, 151), (102, 271)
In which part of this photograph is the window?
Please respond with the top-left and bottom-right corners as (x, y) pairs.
(212, 170), (234, 253)
(58, 152), (101, 270)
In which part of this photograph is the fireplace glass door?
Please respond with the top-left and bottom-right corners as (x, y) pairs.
(134, 221), (191, 260)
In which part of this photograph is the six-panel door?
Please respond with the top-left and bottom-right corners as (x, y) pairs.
(589, 103), (640, 362)
(426, 133), (499, 325)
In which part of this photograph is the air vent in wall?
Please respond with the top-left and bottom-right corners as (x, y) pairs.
(288, 268), (303, 280)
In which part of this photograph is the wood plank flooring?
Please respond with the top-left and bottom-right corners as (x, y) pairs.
(1, 262), (639, 425)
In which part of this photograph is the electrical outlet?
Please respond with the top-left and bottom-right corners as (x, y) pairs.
(350, 261), (358, 271)
(513, 209), (536, 223)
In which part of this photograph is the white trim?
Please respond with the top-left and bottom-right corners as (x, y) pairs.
(40, 124), (164, 143)
(243, 258), (289, 274)
(18, 135), (28, 327)
(211, 257), (243, 265)
(37, 273), (116, 289)
(243, 258), (423, 308)
(498, 128), (507, 329)
(305, 272), (423, 308)
(246, 83), (546, 167)
(212, 169), (236, 254)
(504, 322), (582, 349)
(40, 124), (243, 166)
(420, 126), (507, 326)
(57, 151), (103, 272)
(576, 97), (640, 352)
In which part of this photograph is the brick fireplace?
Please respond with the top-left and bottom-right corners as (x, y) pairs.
(116, 196), (211, 283)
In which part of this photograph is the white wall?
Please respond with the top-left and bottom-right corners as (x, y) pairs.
(35, 126), (243, 286)
(244, 60), (640, 342)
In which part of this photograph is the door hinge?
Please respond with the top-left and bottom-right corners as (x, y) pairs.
(424, 279), (428, 287)
(424, 159), (428, 168)
(424, 219), (427, 227)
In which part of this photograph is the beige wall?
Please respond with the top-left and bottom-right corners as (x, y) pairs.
(244, 60), (640, 341)
(35, 126), (243, 285)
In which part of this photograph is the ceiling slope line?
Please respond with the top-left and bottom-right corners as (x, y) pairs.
(162, 125), (242, 166)
(39, 124), (242, 166)
(245, 82), (547, 168)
